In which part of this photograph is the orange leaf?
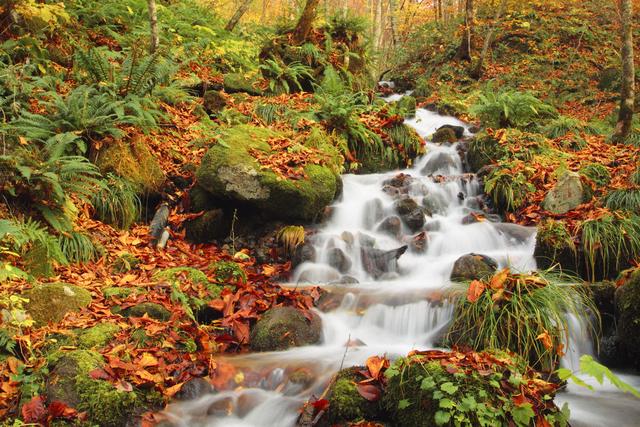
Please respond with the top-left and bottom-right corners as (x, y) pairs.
(490, 268), (510, 290)
(365, 356), (389, 381)
(467, 280), (486, 303)
(138, 353), (159, 368)
(536, 331), (553, 350)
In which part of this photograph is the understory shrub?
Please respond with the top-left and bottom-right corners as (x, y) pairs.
(470, 89), (557, 129)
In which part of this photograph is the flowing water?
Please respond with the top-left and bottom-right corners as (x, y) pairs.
(163, 106), (640, 426)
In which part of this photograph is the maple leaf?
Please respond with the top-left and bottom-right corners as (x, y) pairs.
(467, 280), (486, 303)
(21, 395), (46, 423)
(311, 398), (329, 411)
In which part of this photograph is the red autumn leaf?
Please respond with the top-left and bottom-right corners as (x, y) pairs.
(467, 280), (486, 303)
(48, 401), (77, 419)
(356, 383), (381, 401)
(512, 393), (530, 406)
(89, 368), (111, 380)
(21, 395), (46, 423)
(311, 398), (330, 411)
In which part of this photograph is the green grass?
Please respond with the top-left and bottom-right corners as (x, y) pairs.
(579, 163), (611, 186)
(59, 231), (102, 264)
(446, 269), (597, 371)
(580, 214), (640, 280)
(603, 189), (640, 212)
(91, 174), (141, 229)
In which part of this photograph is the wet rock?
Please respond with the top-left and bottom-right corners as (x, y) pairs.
(340, 231), (355, 247)
(381, 185), (401, 198)
(401, 209), (425, 232)
(376, 216), (402, 238)
(493, 223), (536, 243)
(394, 198), (419, 215)
(382, 173), (414, 189)
(297, 265), (341, 283)
(363, 198), (385, 228)
(598, 334), (626, 368)
(361, 246), (408, 278)
(292, 243), (316, 268)
(421, 152), (458, 175)
(357, 232), (376, 248)
(431, 127), (457, 143)
(422, 193), (447, 216)
(249, 307), (322, 351)
(25, 283), (92, 326)
(542, 171), (585, 215)
(122, 302), (171, 321)
(437, 124), (465, 139)
(450, 253), (498, 282)
(589, 281), (616, 334)
(174, 378), (215, 401)
(329, 276), (360, 285)
(461, 213), (481, 225)
(468, 125), (481, 134)
(405, 231), (428, 253)
(327, 248), (352, 274)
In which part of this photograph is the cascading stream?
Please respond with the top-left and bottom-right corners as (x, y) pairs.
(163, 107), (639, 427)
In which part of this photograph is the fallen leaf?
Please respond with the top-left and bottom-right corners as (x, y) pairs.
(467, 280), (486, 303)
(356, 383), (381, 401)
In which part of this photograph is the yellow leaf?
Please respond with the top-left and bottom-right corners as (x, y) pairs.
(490, 268), (510, 290)
(139, 352), (159, 368)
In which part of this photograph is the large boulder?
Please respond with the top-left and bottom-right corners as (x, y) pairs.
(450, 253), (498, 281)
(223, 73), (263, 96)
(321, 367), (384, 426)
(249, 306), (322, 351)
(25, 283), (92, 326)
(437, 124), (465, 139)
(94, 138), (165, 195)
(431, 127), (457, 143)
(542, 171), (585, 214)
(361, 246), (408, 278)
(46, 350), (161, 426)
(196, 125), (341, 222)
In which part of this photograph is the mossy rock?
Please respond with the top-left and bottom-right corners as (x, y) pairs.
(103, 287), (135, 300)
(189, 185), (219, 212)
(450, 253), (497, 282)
(321, 367), (384, 426)
(77, 323), (121, 349)
(94, 138), (165, 195)
(616, 269), (640, 367)
(121, 302), (171, 321)
(46, 350), (162, 427)
(396, 95), (417, 118)
(25, 283), (92, 326)
(431, 127), (457, 143)
(223, 73), (263, 96)
(184, 209), (229, 243)
(196, 125), (340, 222)
(203, 90), (227, 115)
(249, 306), (321, 351)
(533, 219), (579, 274)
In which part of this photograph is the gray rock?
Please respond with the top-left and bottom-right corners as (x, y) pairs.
(421, 152), (458, 175)
(401, 209), (425, 231)
(493, 223), (536, 243)
(361, 246), (408, 278)
(542, 171), (585, 214)
(329, 276), (360, 285)
(174, 378), (215, 401)
(394, 197), (419, 215)
(357, 233), (376, 248)
(327, 248), (352, 274)
(450, 253), (498, 282)
(292, 243), (316, 268)
(297, 265), (341, 283)
(377, 216), (402, 238)
(341, 231), (355, 247)
(422, 193), (447, 216)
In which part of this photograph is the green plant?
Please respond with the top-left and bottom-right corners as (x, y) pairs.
(543, 115), (599, 138)
(558, 354), (640, 398)
(602, 188), (640, 212)
(0, 135), (104, 231)
(0, 217), (67, 268)
(579, 214), (640, 280)
(276, 226), (305, 256)
(211, 261), (246, 283)
(259, 57), (314, 94)
(470, 89), (557, 129)
(446, 269), (597, 371)
(254, 103), (281, 125)
(484, 166), (536, 212)
(579, 163), (611, 186)
(91, 173), (141, 229)
(59, 231), (102, 264)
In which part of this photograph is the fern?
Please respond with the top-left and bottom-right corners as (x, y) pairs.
(255, 103), (280, 125)
(91, 173), (141, 229)
(0, 217), (67, 265)
(260, 57), (314, 95)
(544, 115), (599, 138)
(470, 89), (557, 129)
(59, 231), (101, 264)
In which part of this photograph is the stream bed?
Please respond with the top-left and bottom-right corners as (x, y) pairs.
(162, 107), (640, 427)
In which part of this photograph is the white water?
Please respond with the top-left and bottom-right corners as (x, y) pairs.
(163, 107), (639, 426)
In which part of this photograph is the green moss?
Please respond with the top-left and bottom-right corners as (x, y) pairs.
(579, 163), (611, 187)
(76, 377), (138, 427)
(211, 261), (246, 283)
(249, 307), (321, 351)
(122, 302), (171, 321)
(223, 73), (263, 96)
(95, 139), (165, 194)
(103, 287), (135, 300)
(153, 267), (209, 285)
(25, 283), (92, 326)
(196, 125), (339, 221)
(78, 323), (121, 349)
(325, 368), (382, 424)
(111, 252), (140, 273)
(617, 269), (640, 366)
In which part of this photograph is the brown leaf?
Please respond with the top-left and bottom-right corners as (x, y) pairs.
(536, 331), (553, 350)
(21, 395), (46, 423)
(489, 268), (510, 290)
(365, 356), (389, 381)
(356, 383), (381, 401)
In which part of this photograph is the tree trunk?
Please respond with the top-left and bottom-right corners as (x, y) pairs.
(225, 0), (253, 32)
(471, 0), (507, 79)
(456, 0), (474, 61)
(292, 0), (321, 44)
(615, 0), (635, 140)
(147, 0), (159, 53)
(388, 0), (397, 48)
(376, 0), (384, 48)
